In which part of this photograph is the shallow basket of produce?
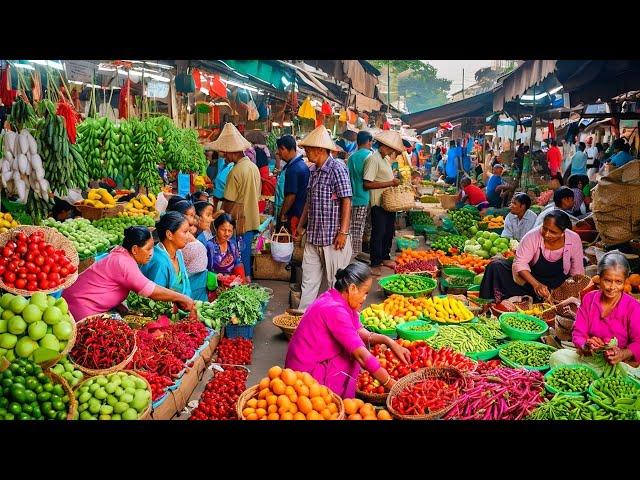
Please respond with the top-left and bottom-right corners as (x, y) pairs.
(439, 276), (471, 296)
(75, 203), (125, 221)
(396, 320), (438, 341)
(356, 388), (388, 406)
(441, 266), (475, 284)
(498, 340), (556, 371)
(424, 295), (476, 325)
(378, 274), (436, 298)
(587, 375), (640, 414)
(544, 364), (599, 396)
(386, 367), (467, 420)
(236, 384), (345, 420)
(224, 324), (255, 340)
(0, 226), (80, 295)
(272, 311), (302, 339)
(499, 312), (548, 341)
(73, 370), (152, 420)
(69, 314), (137, 376)
(363, 323), (398, 339)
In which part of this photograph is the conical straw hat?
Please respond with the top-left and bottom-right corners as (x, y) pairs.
(210, 122), (252, 153)
(298, 125), (338, 151)
(374, 130), (405, 153)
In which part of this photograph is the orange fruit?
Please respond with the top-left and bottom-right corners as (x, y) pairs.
(267, 404), (278, 414)
(277, 395), (291, 410)
(311, 396), (326, 412)
(281, 412), (294, 420)
(318, 386), (330, 398)
(260, 416), (268, 420)
(246, 398), (258, 409)
(306, 410), (322, 420)
(296, 371), (304, 380)
(255, 408), (267, 418)
(359, 404), (375, 418)
(330, 412), (340, 420)
(363, 414), (377, 420)
(309, 383), (322, 398)
(327, 403), (338, 414)
(242, 408), (255, 417)
(322, 394), (333, 406)
(258, 388), (270, 400)
(258, 377), (270, 390)
(377, 409), (392, 420)
(270, 379), (287, 396)
(321, 408), (332, 420)
(257, 399), (267, 410)
(353, 399), (365, 410)
(266, 395), (278, 406)
(267, 412), (280, 420)
(297, 396), (313, 415)
(289, 403), (298, 415)
(278, 406), (289, 416)
(302, 372), (316, 387)
(343, 399), (358, 416)
(281, 368), (297, 386)
(348, 413), (362, 420)
(295, 384), (310, 397)
(293, 412), (306, 420)
(246, 413), (258, 420)
(285, 385), (296, 397)
(268, 366), (283, 379)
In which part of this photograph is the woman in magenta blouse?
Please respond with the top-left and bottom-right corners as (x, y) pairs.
(285, 262), (411, 398)
(480, 210), (585, 302)
(62, 227), (194, 321)
(550, 252), (640, 376)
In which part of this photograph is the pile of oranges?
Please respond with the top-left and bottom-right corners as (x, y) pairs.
(343, 398), (392, 420)
(439, 253), (491, 273)
(395, 249), (444, 265)
(241, 366), (342, 420)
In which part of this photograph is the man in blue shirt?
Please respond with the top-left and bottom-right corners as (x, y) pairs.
(347, 130), (373, 256)
(570, 142), (588, 176)
(486, 164), (510, 208)
(445, 140), (462, 184)
(276, 134), (310, 235)
(609, 138), (634, 168)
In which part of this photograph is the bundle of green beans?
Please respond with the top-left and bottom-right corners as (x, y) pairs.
(502, 314), (544, 333)
(546, 366), (594, 393)
(425, 325), (496, 353)
(467, 317), (506, 341)
(588, 376), (640, 413)
(500, 341), (553, 367)
(528, 395), (612, 420)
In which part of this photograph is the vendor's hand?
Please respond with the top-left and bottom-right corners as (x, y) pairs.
(176, 296), (195, 312)
(390, 343), (412, 365)
(533, 283), (551, 300)
(605, 346), (630, 365)
(385, 377), (397, 391)
(390, 178), (401, 187)
(333, 231), (347, 250)
(586, 336), (606, 351)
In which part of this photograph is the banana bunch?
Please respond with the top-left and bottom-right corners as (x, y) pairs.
(8, 97), (37, 131)
(134, 122), (161, 194)
(26, 190), (52, 225)
(148, 116), (175, 167)
(120, 192), (157, 217)
(115, 121), (136, 189)
(78, 188), (117, 208)
(76, 117), (105, 182)
(182, 128), (207, 174)
(100, 119), (119, 179)
(398, 165), (412, 185)
(423, 296), (474, 324)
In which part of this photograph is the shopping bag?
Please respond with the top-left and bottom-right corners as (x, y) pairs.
(270, 227), (294, 264)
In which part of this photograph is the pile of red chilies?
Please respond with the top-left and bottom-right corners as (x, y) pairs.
(137, 371), (174, 401)
(189, 368), (248, 420)
(391, 378), (464, 415)
(70, 318), (134, 369)
(445, 367), (545, 420)
(216, 337), (253, 365)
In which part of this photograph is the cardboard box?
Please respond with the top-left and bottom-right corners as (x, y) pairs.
(150, 390), (180, 420)
(173, 354), (207, 412)
(201, 334), (221, 363)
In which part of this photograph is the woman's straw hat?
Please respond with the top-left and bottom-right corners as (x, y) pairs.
(374, 130), (405, 153)
(298, 125), (338, 151)
(210, 122), (252, 153)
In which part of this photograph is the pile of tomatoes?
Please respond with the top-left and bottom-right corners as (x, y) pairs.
(0, 230), (77, 291)
(189, 368), (248, 420)
(215, 337), (253, 365)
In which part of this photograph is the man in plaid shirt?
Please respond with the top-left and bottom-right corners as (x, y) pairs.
(295, 126), (353, 310)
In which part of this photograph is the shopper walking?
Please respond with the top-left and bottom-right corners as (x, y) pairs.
(275, 134), (310, 235)
(348, 130), (373, 257)
(296, 126), (353, 311)
(364, 130), (403, 276)
(546, 140), (563, 184)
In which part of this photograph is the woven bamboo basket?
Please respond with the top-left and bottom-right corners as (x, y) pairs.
(73, 369), (152, 420)
(356, 388), (388, 406)
(272, 312), (302, 339)
(237, 384), (345, 420)
(551, 275), (592, 303)
(77, 256), (95, 274)
(386, 367), (467, 420)
(68, 314), (137, 376)
(382, 186), (415, 212)
(39, 314), (78, 369)
(0, 226), (79, 295)
(253, 254), (290, 281)
(46, 371), (78, 420)
(75, 203), (125, 221)
(436, 194), (458, 210)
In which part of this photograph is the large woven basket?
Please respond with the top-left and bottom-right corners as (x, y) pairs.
(75, 203), (125, 221)
(46, 371), (78, 420)
(436, 194), (458, 210)
(68, 314), (137, 376)
(386, 367), (467, 420)
(0, 226), (80, 295)
(356, 388), (388, 406)
(272, 312), (302, 339)
(253, 254), (290, 281)
(382, 186), (415, 212)
(73, 369), (152, 420)
(551, 275), (592, 302)
(237, 384), (345, 420)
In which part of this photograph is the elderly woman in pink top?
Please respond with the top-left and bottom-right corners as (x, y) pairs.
(550, 252), (640, 377)
(62, 227), (194, 321)
(480, 210), (585, 302)
(285, 262), (411, 398)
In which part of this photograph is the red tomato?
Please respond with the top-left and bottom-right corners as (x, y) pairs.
(3, 271), (16, 283)
(17, 272), (27, 280)
(38, 279), (49, 290)
(27, 242), (39, 252)
(15, 278), (26, 289)
(59, 257), (70, 267)
(25, 252), (35, 263)
(41, 265), (51, 274)
(6, 241), (17, 250)
(2, 247), (14, 258)
(45, 257), (55, 266)
(44, 245), (55, 255)
(26, 273), (37, 282)
(67, 264), (77, 274)
(26, 281), (38, 291)
(59, 267), (69, 277)
(15, 232), (27, 243)
(48, 272), (61, 283)
(8, 261), (19, 271)
(37, 241), (47, 251)
(50, 264), (61, 274)
(25, 262), (37, 273)
(0, 265), (5, 276)
(34, 256), (45, 266)
(17, 260), (25, 267)
(36, 272), (47, 281)
(15, 244), (28, 255)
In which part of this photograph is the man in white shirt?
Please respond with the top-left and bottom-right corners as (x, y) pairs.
(502, 193), (538, 242)
(533, 186), (580, 228)
(585, 136), (598, 170)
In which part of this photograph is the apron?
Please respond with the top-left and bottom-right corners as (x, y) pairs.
(529, 245), (567, 290)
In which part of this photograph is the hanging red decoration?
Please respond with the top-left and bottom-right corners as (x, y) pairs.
(383, 121), (391, 130)
(321, 101), (332, 115)
(56, 98), (81, 144)
(118, 78), (132, 119)
(192, 68), (202, 90)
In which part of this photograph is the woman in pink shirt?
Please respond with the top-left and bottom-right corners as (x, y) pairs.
(285, 262), (411, 398)
(62, 227), (195, 321)
(480, 210), (584, 302)
(550, 252), (640, 376)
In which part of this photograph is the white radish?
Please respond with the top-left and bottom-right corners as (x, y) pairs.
(3, 131), (17, 155)
(3, 151), (13, 163)
(34, 165), (45, 180)
(30, 153), (43, 171)
(17, 154), (28, 174)
(18, 132), (29, 156)
(15, 179), (25, 200)
(1, 159), (9, 173)
(28, 134), (38, 155)
(39, 178), (50, 194)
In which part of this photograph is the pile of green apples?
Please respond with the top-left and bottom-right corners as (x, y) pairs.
(43, 218), (117, 259)
(93, 215), (155, 245)
(463, 231), (512, 259)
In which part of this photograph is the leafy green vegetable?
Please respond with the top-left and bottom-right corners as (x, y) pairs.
(210, 285), (268, 326)
(126, 292), (173, 318)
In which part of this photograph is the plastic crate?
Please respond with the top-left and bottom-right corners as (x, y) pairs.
(224, 324), (255, 339)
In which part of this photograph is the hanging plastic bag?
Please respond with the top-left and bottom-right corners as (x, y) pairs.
(297, 97), (316, 120)
(270, 227), (294, 263)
